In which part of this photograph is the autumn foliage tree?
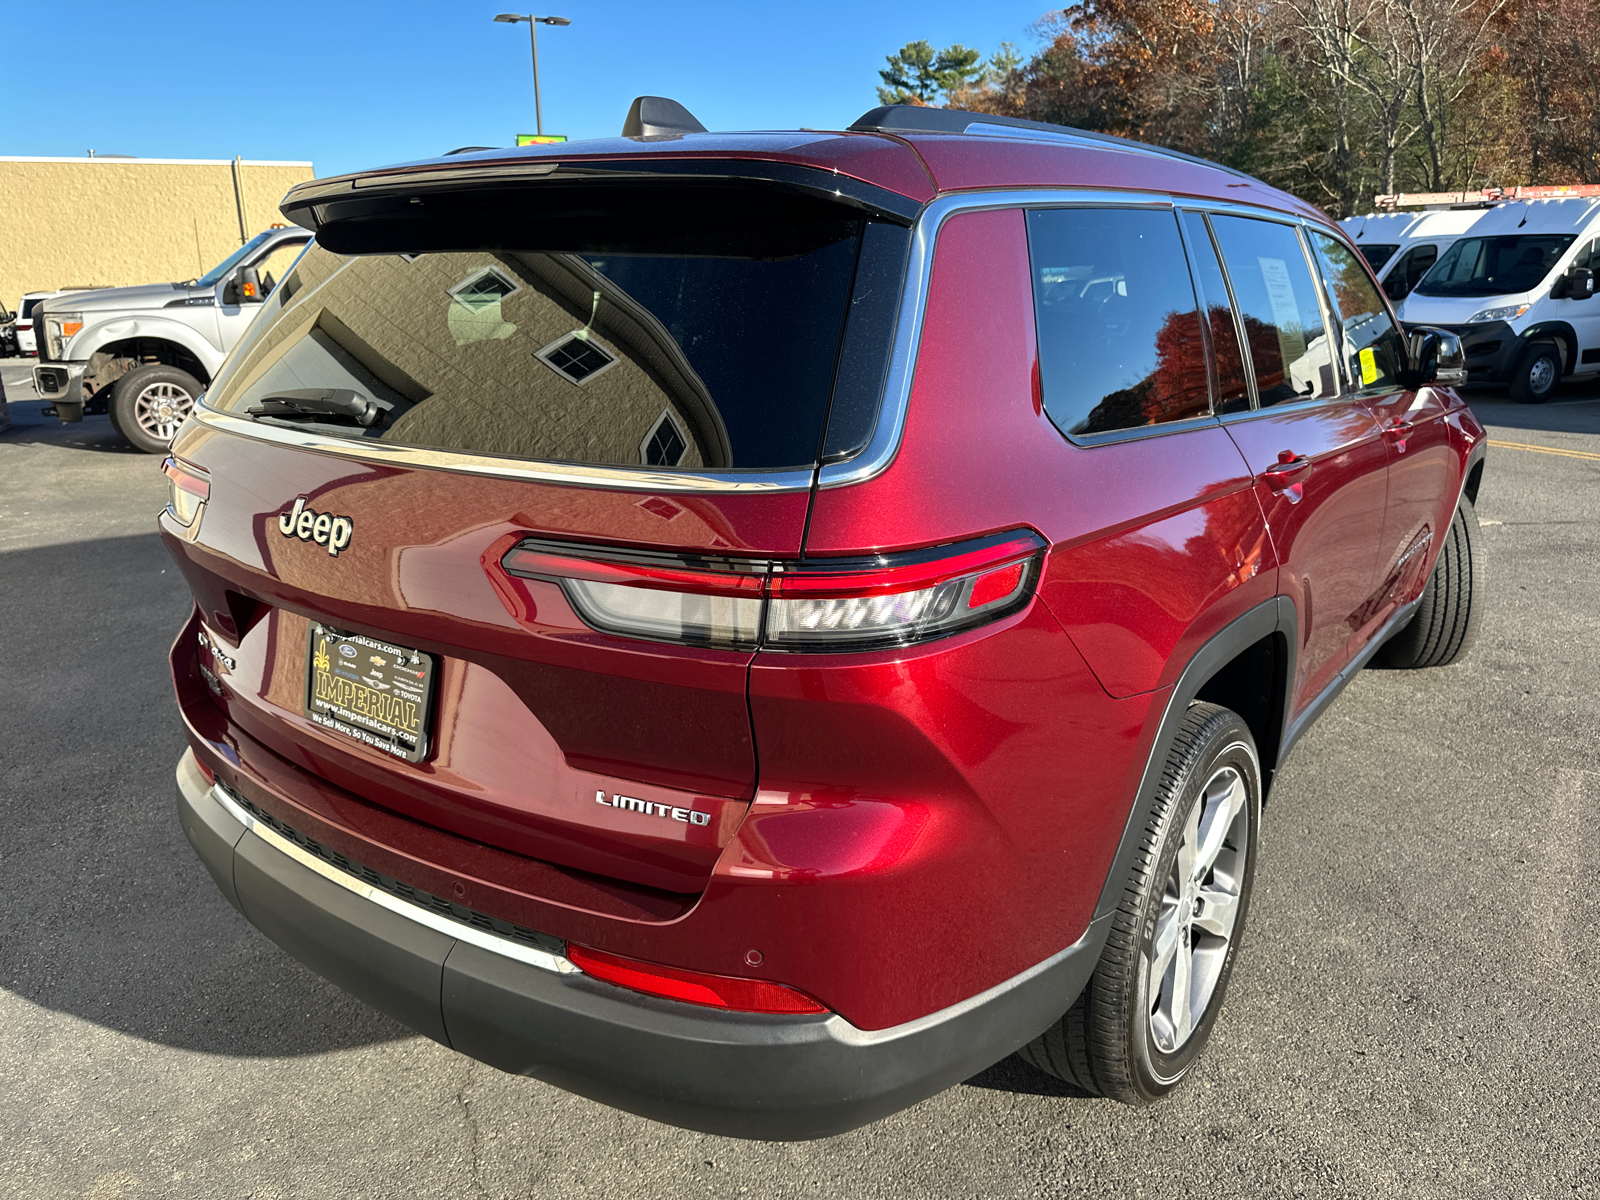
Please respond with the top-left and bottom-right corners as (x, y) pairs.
(889, 0), (1600, 214)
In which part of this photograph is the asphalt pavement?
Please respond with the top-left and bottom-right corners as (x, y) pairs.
(2, 360), (1597, 1199)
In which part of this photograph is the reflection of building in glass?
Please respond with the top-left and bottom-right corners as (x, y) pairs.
(221, 248), (732, 469)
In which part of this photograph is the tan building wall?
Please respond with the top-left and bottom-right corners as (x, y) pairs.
(0, 156), (315, 313)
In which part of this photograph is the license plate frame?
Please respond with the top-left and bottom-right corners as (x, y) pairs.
(303, 623), (436, 763)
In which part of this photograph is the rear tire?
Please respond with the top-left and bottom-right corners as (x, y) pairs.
(1018, 703), (1261, 1103)
(111, 364), (202, 453)
(1509, 342), (1561, 404)
(1376, 497), (1483, 669)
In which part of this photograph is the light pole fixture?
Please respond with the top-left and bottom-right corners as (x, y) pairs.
(494, 13), (571, 138)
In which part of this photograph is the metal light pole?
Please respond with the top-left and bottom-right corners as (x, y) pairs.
(494, 13), (571, 138)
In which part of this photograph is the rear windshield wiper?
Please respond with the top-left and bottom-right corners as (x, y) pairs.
(247, 389), (382, 427)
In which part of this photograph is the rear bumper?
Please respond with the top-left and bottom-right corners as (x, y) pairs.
(176, 747), (1108, 1140)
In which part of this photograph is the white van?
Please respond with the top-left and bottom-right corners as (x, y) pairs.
(1342, 208), (1489, 302)
(1397, 198), (1600, 403)
(1341, 212), (1415, 274)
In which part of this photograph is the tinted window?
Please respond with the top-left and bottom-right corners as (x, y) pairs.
(1027, 208), (1210, 436)
(1181, 211), (1250, 413)
(1383, 243), (1437, 299)
(1358, 243), (1401, 271)
(1308, 229), (1406, 392)
(1414, 234), (1576, 297)
(1574, 238), (1600, 270)
(208, 218), (862, 471)
(20, 298), (40, 319)
(1209, 215), (1338, 407)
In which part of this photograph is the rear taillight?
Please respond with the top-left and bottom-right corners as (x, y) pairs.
(162, 456), (210, 527)
(565, 944), (828, 1015)
(500, 529), (1045, 653)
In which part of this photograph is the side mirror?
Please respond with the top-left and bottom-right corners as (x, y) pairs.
(0, 310), (12, 324)
(1404, 326), (1467, 389)
(237, 266), (263, 303)
(1570, 266), (1595, 300)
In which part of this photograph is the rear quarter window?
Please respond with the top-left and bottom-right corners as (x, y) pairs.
(1026, 207), (1210, 438)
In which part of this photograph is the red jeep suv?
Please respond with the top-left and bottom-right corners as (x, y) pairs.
(164, 99), (1486, 1140)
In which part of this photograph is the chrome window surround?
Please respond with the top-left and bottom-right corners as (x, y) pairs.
(188, 187), (1342, 491)
(208, 781), (579, 976)
(822, 189), (1342, 478)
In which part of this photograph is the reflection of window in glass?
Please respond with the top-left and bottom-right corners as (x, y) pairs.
(1386, 243), (1437, 298)
(1182, 211), (1250, 413)
(447, 267), (520, 345)
(1027, 207), (1210, 436)
(1307, 229), (1404, 393)
(1208, 216), (1338, 407)
(535, 331), (617, 385)
(641, 409), (688, 466)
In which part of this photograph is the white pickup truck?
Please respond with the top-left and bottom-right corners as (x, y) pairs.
(32, 225), (311, 451)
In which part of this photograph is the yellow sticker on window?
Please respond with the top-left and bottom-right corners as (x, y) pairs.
(1359, 347), (1380, 386)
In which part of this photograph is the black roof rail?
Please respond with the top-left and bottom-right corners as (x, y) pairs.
(444, 146), (498, 155)
(848, 105), (1265, 187)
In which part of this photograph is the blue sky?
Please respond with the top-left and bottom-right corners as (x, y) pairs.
(5, 2), (1054, 178)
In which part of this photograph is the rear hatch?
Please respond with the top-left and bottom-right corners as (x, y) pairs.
(163, 151), (915, 899)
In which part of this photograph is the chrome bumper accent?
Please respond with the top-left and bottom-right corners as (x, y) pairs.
(207, 781), (579, 976)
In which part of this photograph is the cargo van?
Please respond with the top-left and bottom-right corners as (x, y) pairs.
(1398, 198), (1600, 402)
(1342, 208), (1489, 302)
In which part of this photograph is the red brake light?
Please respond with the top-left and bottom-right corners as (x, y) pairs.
(499, 529), (1046, 654)
(566, 944), (828, 1015)
(967, 559), (1026, 609)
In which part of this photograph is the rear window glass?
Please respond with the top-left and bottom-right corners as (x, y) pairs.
(1027, 207), (1210, 437)
(1208, 215), (1338, 407)
(208, 217), (862, 472)
(20, 298), (41, 319)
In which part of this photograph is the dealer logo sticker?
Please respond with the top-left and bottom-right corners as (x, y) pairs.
(276, 497), (354, 556)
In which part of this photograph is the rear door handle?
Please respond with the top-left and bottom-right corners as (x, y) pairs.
(1261, 451), (1313, 490)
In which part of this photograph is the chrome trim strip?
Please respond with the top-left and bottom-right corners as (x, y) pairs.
(187, 403), (816, 494)
(209, 783), (580, 975)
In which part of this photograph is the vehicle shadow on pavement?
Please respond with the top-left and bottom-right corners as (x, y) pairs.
(0, 533), (409, 1056)
(0, 403), (144, 454)
(962, 1053), (1095, 1099)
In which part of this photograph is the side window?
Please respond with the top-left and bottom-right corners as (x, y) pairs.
(1383, 243), (1438, 300)
(1574, 238), (1600, 270)
(1208, 215), (1340, 406)
(253, 240), (310, 297)
(1307, 228), (1406, 393)
(1026, 207), (1210, 437)
(1181, 211), (1250, 413)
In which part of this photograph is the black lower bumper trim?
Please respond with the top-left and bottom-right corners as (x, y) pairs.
(176, 749), (1107, 1139)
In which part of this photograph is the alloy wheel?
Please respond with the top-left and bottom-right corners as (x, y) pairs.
(133, 381), (195, 443)
(1147, 763), (1250, 1054)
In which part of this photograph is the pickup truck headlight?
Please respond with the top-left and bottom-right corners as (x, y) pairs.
(43, 313), (84, 359)
(1466, 304), (1530, 324)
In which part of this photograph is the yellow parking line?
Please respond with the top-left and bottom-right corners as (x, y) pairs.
(1487, 438), (1600, 463)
